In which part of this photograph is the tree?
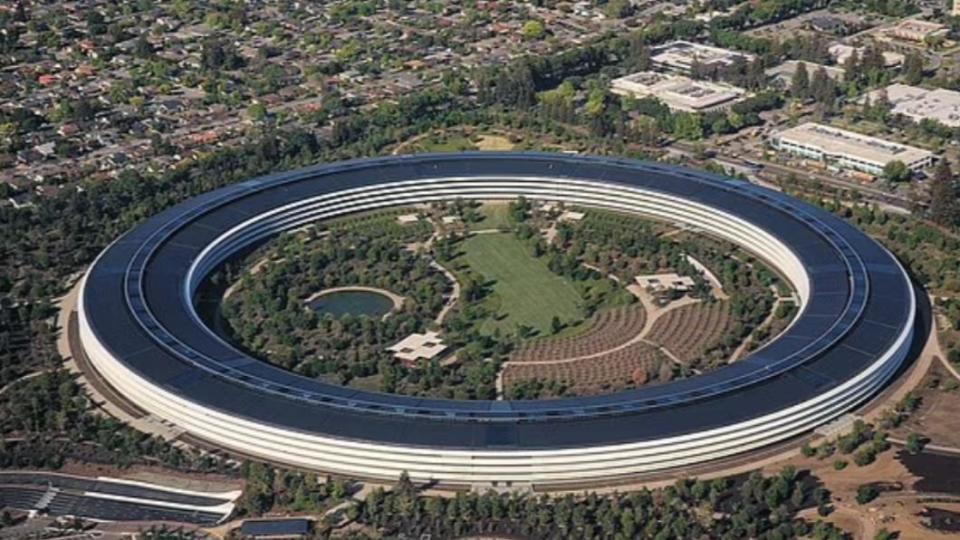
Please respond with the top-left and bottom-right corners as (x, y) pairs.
(843, 49), (861, 87)
(929, 159), (959, 226)
(201, 38), (244, 72)
(521, 20), (545, 41)
(791, 62), (810, 101)
(882, 160), (910, 182)
(248, 102), (268, 122)
(673, 113), (703, 140)
(874, 528), (895, 540)
(809, 67), (835, 110)
(902, 52), (923, 85)
(905, 432), (926, 454)
(550, 316), (562, 335)
(134, 34), (154, 58)
(632, 115), (660, 145)
(855, 484), (878, 505)
(604, 0), (635, 18)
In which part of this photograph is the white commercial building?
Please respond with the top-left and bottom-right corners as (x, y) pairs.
(828, 44), (904, 68)
(866, 84), (960, 128)
(650, 40), (755, 74)
(611, 71), (747, 113)
(74, 154), (916, 488)
(765, 60), (845, 87)
(770, 122), (934, 177)
(635, 273), (696, 293)
(388, 331), (447, 365)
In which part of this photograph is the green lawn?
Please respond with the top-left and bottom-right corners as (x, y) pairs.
(458, 233), (583, 335)
(415, 134), (477, 152)
(466, 202), (513, 231)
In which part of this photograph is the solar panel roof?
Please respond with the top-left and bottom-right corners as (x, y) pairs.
(81, 153), (915, 450)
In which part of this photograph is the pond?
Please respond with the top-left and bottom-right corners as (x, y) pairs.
(307, 290), (395, 319)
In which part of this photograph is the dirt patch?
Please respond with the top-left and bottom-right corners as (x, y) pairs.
(889, 363), (960, 449)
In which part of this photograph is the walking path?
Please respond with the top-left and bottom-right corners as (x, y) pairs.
(430, 260), (460, 325)
(888, 437), (960, 457)
(498, 286), (698, 372)
(727, 296), (787, 363)
(222, 256), (282, 300)
(0, 369), (52, 397)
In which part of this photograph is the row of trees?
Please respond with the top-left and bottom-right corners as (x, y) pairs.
(347, 467), (849, 539)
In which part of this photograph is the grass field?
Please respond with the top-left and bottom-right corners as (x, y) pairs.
(458, 233), (583, 335)
(474, 134), (515, 151)
(414, 133), (476, 152)
(467, 202), (513, 231)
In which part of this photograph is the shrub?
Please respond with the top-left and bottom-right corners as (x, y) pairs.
(856, 484), (879, 505)
(854, 449), (876, 467)
(905, 433), (926, 455)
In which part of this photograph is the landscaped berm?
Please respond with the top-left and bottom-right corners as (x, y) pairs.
(213, 197), (794, 401)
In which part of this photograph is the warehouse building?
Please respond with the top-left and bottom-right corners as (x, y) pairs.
(610, 71), (747, 112)
(770, 122), (933, 177)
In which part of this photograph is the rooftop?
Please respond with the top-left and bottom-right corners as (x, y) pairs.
(828, 44), (904, 67)
(772, 122), (933, 166)
(388, 331), (448, 364)
(650, 40), (754, 71)
(635, 273), (696, 292)
(240, 519), (311, 539)
(611, 71), (746, 112)
(887, 19), (949, 41)
(765, 60), (845, 83)
(867, 84), (960, 128)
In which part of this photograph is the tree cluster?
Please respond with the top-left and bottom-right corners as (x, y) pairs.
(351, 467), (847, 539)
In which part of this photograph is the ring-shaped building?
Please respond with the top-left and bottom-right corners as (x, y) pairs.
(77, 153), (916, 487)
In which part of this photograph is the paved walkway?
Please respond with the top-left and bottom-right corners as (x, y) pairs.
(727, 294), (789, 363)
(888, 437), (960, 457)
(430, 260), (460, 325)
(500, 287), (698, 369)
(0, 369), (52, 397)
